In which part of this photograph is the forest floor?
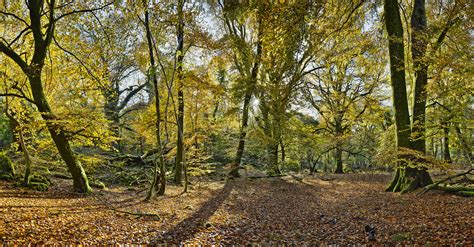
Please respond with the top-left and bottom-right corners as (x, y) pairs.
(0, 173), (473, 245)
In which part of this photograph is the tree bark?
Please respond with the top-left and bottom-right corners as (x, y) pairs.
(280, 138), (285, 163)
(268, 141), (280, 175)
(410, 0), (428, 153)
(442, 121), (451, 163)
(384, 0), (432, 193)
(174, 0), (185, 184)
(143, 2), (166, 200)
(334, 147), (343, 174)
(454, 125), (472, 162)
(5, 109), (31, 184)
(384, 0), (411, 150)
(334, 116), (343, 173)
(103, 88), (121, 151)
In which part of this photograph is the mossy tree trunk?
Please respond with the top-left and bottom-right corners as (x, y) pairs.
(0, 0), (91, 193)
(384, 0), (432, 193)
(410, 0), (429, 153)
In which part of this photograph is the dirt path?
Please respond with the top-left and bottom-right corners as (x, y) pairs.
(1, 175), (473, 245)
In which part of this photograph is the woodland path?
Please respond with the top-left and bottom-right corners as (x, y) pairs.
(0, 174), (472, 245)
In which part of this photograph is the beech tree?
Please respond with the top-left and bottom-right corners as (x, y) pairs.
(384, 0), (432, 193)
(0, 0), (112, 193)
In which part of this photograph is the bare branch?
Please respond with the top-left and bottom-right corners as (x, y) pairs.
(0, 41), (29, 72)
(54, 2), (114, 23)
(0, 10), (30, 27)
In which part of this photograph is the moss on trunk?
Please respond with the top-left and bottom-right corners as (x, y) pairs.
(0, 152), (15, 177)
(386, 167), (432, 193)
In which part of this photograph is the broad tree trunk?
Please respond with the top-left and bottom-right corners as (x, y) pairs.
(411, 0), (428, 153)
(384, 0), (432, 193)
(28, 68), (91, 192)
(174, 0), (185, 184)
(386, 166), (432, 193)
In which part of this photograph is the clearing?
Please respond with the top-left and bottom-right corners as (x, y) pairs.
(1, 174), (472, 245)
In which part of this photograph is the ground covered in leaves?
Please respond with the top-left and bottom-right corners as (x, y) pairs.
(1, 173), (473, 245)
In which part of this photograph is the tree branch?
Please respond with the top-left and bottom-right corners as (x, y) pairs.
(54, 2), (114, 23)
(0, 41), (29, 72)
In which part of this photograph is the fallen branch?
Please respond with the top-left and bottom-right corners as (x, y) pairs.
(247, 174), (286, 179)
(110, 208), (160, 220)
(418, 168), (474, 196)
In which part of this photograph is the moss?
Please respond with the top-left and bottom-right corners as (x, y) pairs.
(0, 173), (13, 181)
(28, 182), (49, 191)
(30, 174), (52, 185)
(458, 191), (474, 197)
(90, 180), (106, 189)
(387, 167), (432, 193)
(392, 232), (412, 241)
(0, 152), (15, 176)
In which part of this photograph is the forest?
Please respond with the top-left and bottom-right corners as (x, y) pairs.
(0, 0), (472, 245)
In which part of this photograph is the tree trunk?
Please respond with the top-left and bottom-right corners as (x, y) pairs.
(1, 0), (91, 193)
(233, 15), (263, 169)
(7, 116), (21, 151)
(334, 147), (343, 174)
(268, 141), (280, 175)
(5, 110), (31, 184)
(103, 89), (121, 151)
(442, 121), (451, 163)
(384, 0), (432, 192)
(386, 166), (432, 193)
(29, 73), (91, 193)
(334, 117), (343, 173)
(384, 0), (411, 150)
(234, 92), (252, 166)
(144, 3), (166, 200)
(280, 138), (285, 163)
(410, 0), (428, 153)
(18, 127), (32, 185)
(454, 125), (472, 162)
(174, 0), (185, 184)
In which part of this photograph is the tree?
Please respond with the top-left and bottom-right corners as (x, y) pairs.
(0, 0), (114, 192)
(384, 0), (432, 193)
(304, 28), (382, 173)
(143, 0), (166, 199)
(174, 0), (185, 184)
(74, 9), (145, 152)
(254, 1), (316, 174)
(217, 0), (263, 177)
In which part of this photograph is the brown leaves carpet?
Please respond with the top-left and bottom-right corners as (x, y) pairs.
(1, 174), (472, 245)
